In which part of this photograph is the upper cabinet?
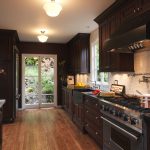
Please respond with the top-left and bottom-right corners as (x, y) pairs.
(140, 0), (150, 13)
(67, 33), (90, 74)
(95, 0), (150, 72)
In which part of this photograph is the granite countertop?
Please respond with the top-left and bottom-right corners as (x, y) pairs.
(0, 99), (5, 107)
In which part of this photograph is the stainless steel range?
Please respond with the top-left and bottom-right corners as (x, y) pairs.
(99, 85), (150, 150)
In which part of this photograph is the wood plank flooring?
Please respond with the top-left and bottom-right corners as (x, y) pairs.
(2, 108), (100, 150)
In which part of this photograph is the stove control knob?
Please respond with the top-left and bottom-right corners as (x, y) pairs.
(118, 111), (123, 118)
(115, 111), (119, 117)
(109, 109), (113, 114)
(102, 105), (105, 111)
(105, 106), (109, 111)
(130, 118), (139, 125)
(123, 114), (129, 121)
(112, 110), (116, 116)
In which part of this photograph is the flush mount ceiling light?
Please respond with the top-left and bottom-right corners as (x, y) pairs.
(37, 31), (48, 43)
(43, 0), (62, 17)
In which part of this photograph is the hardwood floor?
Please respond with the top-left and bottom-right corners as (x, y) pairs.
(2, 108), (100, 150)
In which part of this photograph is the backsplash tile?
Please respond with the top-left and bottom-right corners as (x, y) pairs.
(109, 73), (150, 94)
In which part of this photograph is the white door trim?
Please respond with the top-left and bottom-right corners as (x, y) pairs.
(22, 54), (57, 109)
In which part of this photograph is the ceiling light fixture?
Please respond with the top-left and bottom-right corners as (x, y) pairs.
(37, 31), (48, 43)
(43, 0), (62, 17)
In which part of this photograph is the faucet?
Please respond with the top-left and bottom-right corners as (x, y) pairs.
(87, 78), (100, 89)
(139, 76), (150, 83)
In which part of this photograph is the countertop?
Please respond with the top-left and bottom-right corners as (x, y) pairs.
(0, 99), (5, 107)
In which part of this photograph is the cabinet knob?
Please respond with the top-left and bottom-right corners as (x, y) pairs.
(133, 9), (136, 13)
(95, 103), (98, 106)
(96, 132), (98, 135)
(137, 7), (140, 11)
(96, 117), (98, 119)
(86, 124), (88, 126)
(86, 110), (89, 113)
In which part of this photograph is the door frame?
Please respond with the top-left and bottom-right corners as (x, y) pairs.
(22, 54), (57, 109)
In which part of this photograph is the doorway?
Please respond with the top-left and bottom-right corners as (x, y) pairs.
(22, 54), (57, 109)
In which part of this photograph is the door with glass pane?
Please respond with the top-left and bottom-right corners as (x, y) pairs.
(22, 54), (57, 109)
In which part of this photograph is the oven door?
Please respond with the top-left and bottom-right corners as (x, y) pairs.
(101, 116), (143, 150)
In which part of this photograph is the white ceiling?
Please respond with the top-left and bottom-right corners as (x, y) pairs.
(0, 0), (116, 43)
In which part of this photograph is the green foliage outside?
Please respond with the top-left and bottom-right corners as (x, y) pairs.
(25, 57), (54, 103)
(42, 78), (54, 94)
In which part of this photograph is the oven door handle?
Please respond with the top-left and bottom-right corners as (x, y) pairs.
(101, 116), (140, 141)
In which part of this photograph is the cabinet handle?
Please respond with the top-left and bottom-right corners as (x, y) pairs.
(96, 132), (99, 135)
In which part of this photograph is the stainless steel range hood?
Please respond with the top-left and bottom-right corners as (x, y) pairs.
(103, 24), (150, 53)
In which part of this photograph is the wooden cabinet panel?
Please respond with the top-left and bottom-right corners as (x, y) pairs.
(67, 33), (90, 74)
(62, 87), (73, 118)
(84, 95), (103, 148)
(140, 0), (150, 13)
(84, 121), (103, 147)
(0, 30), (19, 123)
(0, 36), (12, 61)
(121, 0), (140, 22)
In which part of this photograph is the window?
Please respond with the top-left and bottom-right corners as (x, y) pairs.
(91, 41), (108, 84)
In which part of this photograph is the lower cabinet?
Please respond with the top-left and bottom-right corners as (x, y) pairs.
(73, 103), (84, 131)
(62, 88), (103, 148)
(62, 87), (73, 118)
(84, 95), (103, 148)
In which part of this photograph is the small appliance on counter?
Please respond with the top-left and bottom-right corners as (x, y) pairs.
(67, 75), (74, 85)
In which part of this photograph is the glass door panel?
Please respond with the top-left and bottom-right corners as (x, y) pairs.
(24, 57), (39, 108)
(41, 57), (54, 106)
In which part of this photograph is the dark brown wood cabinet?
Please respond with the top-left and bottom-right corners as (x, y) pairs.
(141, 0), (150, 13)
(73, 103), (84, 130)
(84, 95), (103, 148)
(94, 0), (150, 72)
(0, 29), (19, 123)
(62, 87), (73, 118)
(121, 0), (141, 23)
(67, 33), (90, 74)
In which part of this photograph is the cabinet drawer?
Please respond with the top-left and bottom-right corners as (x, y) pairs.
(84, 96), (100, 111)
(85, 121), (103, 146)
(84, 106), (102, 127)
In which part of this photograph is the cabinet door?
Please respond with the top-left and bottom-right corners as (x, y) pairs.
(67, 90), (73, 115)
(121, 0), (140, 22)
(0, 36), (12, 60)
(99, 21), (111, 72)
(80, 39), (90, 73)
(140, 0), (150, 13)
(100, 21), (110, 48)
(0, 62), (13, 122)
(62, 88), (66, 108)
(109, 11), (122, 36)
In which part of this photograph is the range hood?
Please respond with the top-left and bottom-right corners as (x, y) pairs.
(103, 24), (150, 53)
